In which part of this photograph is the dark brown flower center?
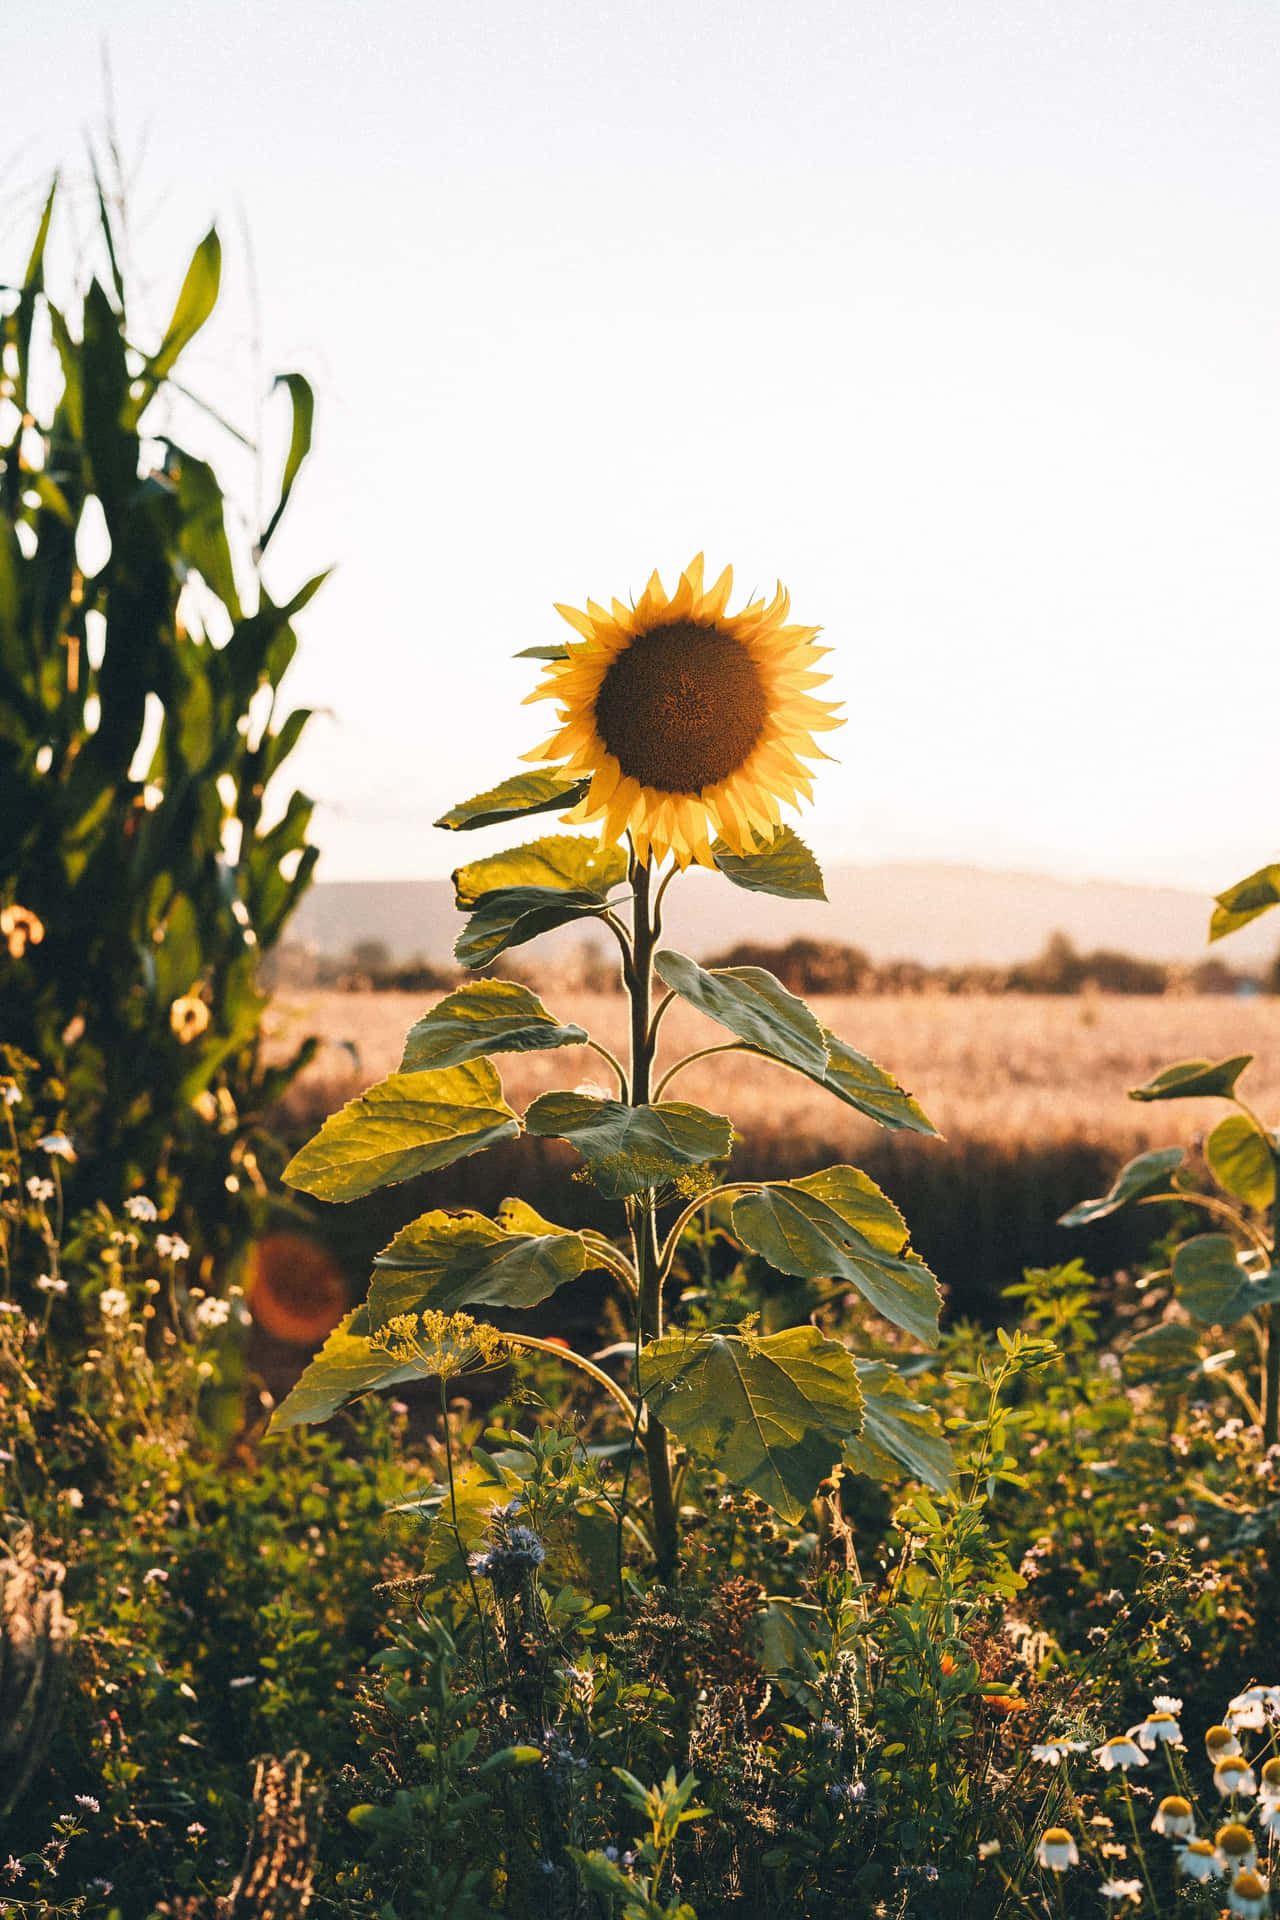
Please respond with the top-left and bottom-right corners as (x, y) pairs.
(593, 621), (767, 794)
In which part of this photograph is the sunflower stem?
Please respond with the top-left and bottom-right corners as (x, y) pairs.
(629, 856), (681, 1582)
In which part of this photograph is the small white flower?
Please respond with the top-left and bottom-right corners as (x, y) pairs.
(124, 1195), (158, 1222)
(142, 1568), (168, 1585)
(1215, 1757), (1258, 1798)
(35, 1273), (68, 1295)
(1094, 1735), (1148, 1771)
(1151, 1795), (1196, 1838)
(98, 1288), (129, 1320)
(1099, 1880), (1142, 1905)
(195, 1296), (231, 1329)
(1176, 1838), (1222, 1880)
(1035, 1828), (1079, 1872)
(63, 1488), (83, 1509)
(977, 1839), (1001, 1858)
(228, 1675), (256, 1689)
(1031, 1743), (1065, 1765)
(26, 1177), (54, 1203)
(1259, 1800), (1280, 1835)
(1152, 1694), (1183, 1714)
(1226, 1686), (1280, 1732)
(1217, 1823), (1259, 1872)
(2, 1084), (21, 1106)
(37, 1133), (76, 1162)
(155, 1234), (190, 1262)
(1134, 1710), (1183, 1749)
(0, 1451), (13, 1466)
(1228, 1868), (1271, 1918)
(1207, 1726), (1245, 1760)
(186, 1821), (206, 1837)
(74, 1794), (99, 1813)
(0, 1301), (24, 1315)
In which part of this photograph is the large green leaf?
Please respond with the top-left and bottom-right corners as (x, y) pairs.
(653, 949), (828, 1077)
(436, 772), (589, 832)
(732, 1168), (942, 1344)
(1058, 1146), (1186, 1228)
(524, 1091), (733, 1199)
(283, 1062), (519, 1201)
(1171, 1235), (1280, 1326)
(813, 1032), (940, 1136)
(148, 227), (221, 384)
(1129, 1056), (1253, 1103)
(268, 1308), (480, 1430)
(454, 834), (626, 907)
(368, 1209), (587, 1319)
(400, 979), (587, 1072)
(454, 886), (618, 970)
(1206, 1113), (1276, 1212)
(711, 827), (827, 901)
(1210, 864), (1280, 943)
(845, 1358), (954, 1492)
(640, 1326), (863, 1522)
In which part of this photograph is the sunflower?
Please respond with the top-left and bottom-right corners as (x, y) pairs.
(522, 555), (843, 868)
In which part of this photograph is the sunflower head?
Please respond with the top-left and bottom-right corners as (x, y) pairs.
(522, 555), (843, 869)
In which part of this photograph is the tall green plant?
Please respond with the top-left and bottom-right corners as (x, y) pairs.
(0, 179), (324, 1250)
(270, 564), (951, 1580)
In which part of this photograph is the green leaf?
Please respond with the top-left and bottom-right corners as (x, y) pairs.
(711, 827), (827, 901)
(435, 770), (590, 831)
(1173, 1235), (1256, 1325)
(283, 1062), (519, 1201)
(454, 886), (618, 970)
(1058, 1146), (1186, 1228)
(367, 1209), (587, 1319)
(399, 979), (587, 1072)
(653, 950), (829, 1077)
(258, 373), (315, 553)
(1210, 864), (1280, 942)
(1129, 1056), (1253, 1103)
(268, 1309), (480, 1430)
(640, 1326), (863, 1522)
(814, 1032), (940, 1136)
(1122, 1321), (1205, 1382)
(845, 1358), (954, 1492)
(148, 227), (221, 384)
(524, 1092), (733, 1200)
(732, 1168), (942, 1344)
(453, 834), (626, 908)
(514, 644), (571, 661)
(495, 1196), (575, 1237)
(1206, 1113), (1276, 1212)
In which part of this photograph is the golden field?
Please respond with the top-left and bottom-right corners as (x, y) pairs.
(265, 989), (1280, 1154)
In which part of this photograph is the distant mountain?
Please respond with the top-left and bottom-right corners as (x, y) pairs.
(286, 862), (1278, 968)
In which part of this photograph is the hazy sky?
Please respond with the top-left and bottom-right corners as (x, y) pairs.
(8, 0), (1280, 891)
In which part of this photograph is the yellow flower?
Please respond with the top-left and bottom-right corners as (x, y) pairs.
(523, 555), (843, 869)
(1, 904), (45, 958)
(170, 994), (211, 1043)
(1216, 1824), (1258, 1873)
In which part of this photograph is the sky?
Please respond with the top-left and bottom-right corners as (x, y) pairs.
(7, 0), (1280, 893)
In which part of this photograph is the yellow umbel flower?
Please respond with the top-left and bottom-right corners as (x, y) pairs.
(523, 555), (843, 869)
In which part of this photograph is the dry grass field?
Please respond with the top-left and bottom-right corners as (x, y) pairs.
(265, 989), (1280, 1155)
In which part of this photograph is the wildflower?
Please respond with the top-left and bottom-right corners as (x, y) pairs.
(521, 555), (842, 869)
(64, 1489), (83, 1509)
(0, 1451), (12, 1466)
(229, 1676), (255, 1689)
(1134, 1709), (1183, 1748)
(99, 1289), (129, 1319)
(35, 1274), (67, 1295)
(1259, 1799), (1280, 1835)
(378, 1310), (505, 1378)
(1094, 1734), (1148, 1771)
(1207, 1724), (1245, 1761)
(4, 1857), (23, 1881)
(1035, 1828), (1079, 1872)
(1151, 1795), (1196, 1838)
(1152, 1694), (1183, 1713)
(170, 994), (210, 1043)
(26, 1177), (54, 1203)
(74, 1794), (99, 1812)
(142, 1568), (168, 1585)
(1099, 1881), (1143, 1905)
(977, 1839), (1001, 1859)
(1031, 1743), (1066, 1765)
(124, 1195), (158, 1222)
(1228, 1869), (1271, 1917)
(1, 904), (44, 958)
(1217, 1824), (1258, 1872)
(155, 1234), (190, 1262)
(1216, 1756), (1258, 1798)
(0, 1303), (21, 1315)
(195, 1297), (231, 1329)
(2, 1084), (20, 1106)
(37, 1133), (75, 1162)
(1177, 1838), (1221, 1880)
(186, 1822), (206, 1837)
(1226, 1686), (1280, 1732)
(1259, 1756), (1280, 1806)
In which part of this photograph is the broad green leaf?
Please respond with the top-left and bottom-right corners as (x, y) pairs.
(268, 1309), (481, 1430)
(732, 1169), (941, 1344)
(524, 1092), (733, 1200)
(1173, 1234), (1259, 1325)
(149, 227), (221, 383)
(1129, 1056), (1253, 1103)
(814, 1032), (940, 1136)
(1210, 864), (1280, 942)
(711, 827), (828, 901)
(640, 1326), (864, 1522)
(283, 1062), (519, 1201)
(400, 980), (587, 1072)
(1058, 1147), (1186, 1228)
(390, 1456), (524, 1586)
(454, 885), (617, 970)
(436, 771), (590, 832)
(1206, 1113), (1276, 1212)
(495, 1196), (575, 1237)
(454, 834), (626, 908)
(1122, 1321), (1205, 1381)
(844, 1358), (954, 1492)
(654, 950), (828, 1077)
(367, 1209), (587, 1319)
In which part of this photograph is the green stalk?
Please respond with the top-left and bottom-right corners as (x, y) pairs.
(1266, 1148), (1280, 1449)
(629, 858), (680, 1582)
